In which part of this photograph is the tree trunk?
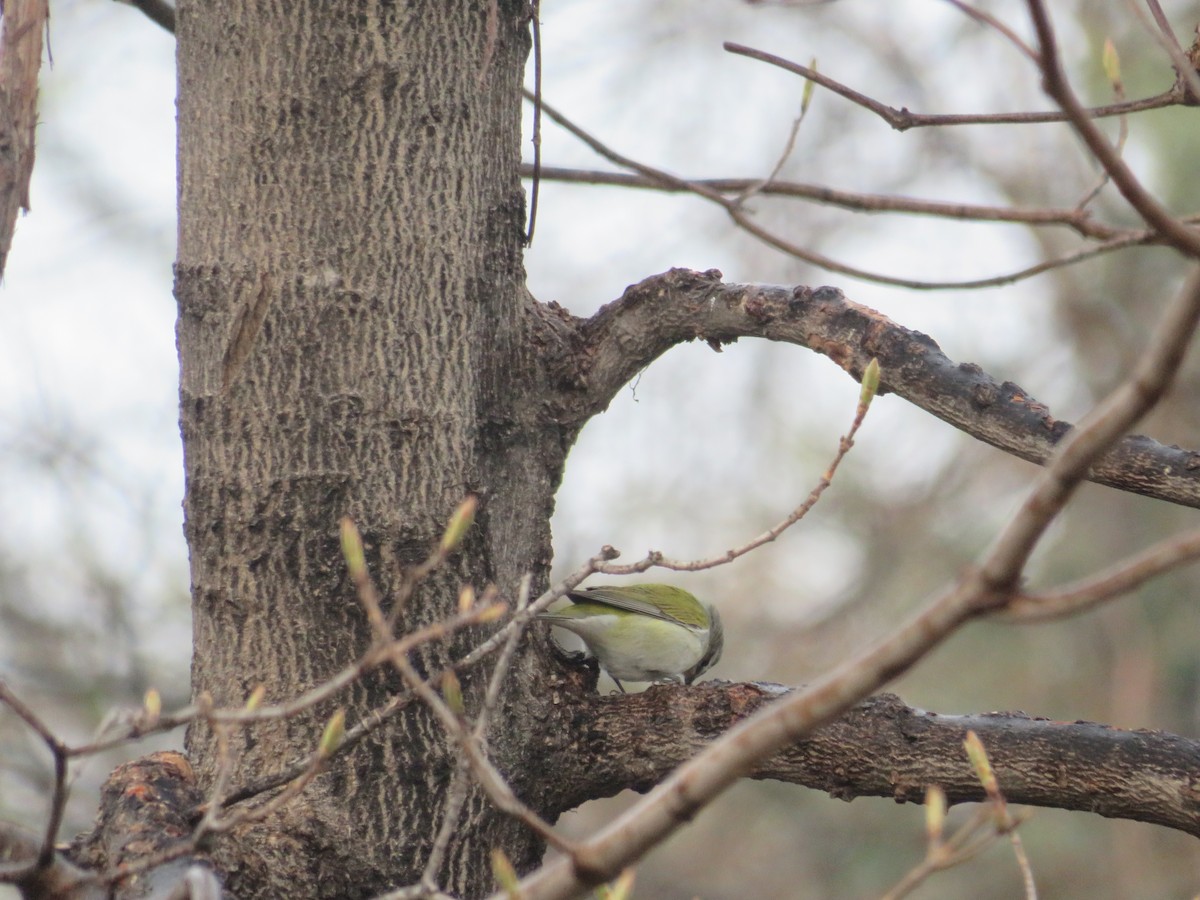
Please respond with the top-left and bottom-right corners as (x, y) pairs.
(175, 2), (555, 895)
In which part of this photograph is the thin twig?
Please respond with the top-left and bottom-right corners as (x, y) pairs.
(1130, 0), (1200, 99)
(458, 550), (614, 670)
(385, 639), (569, 850)
(0, 681), (70, 871)
(944, 0), (1038, 62)
(595, 375), (874, 576)
(0, 821), (96, 890)
(525, 0), (542, 245)
(1000, 528), (1200, 621)
(467, 369), (874, 676)
(220, 690), (415, 808)
(419, 758), (473, 893)
(206, 751), (329, 833)
(1025, 0), (1200, 260)
(418, 580), (521, 892)
(525, 94), (1189, 290)
(192, 701), (234, 836)
(1073, 43), (1129, 212)
(880, 803), (1028, 900)
(520, 164), (1140, 240)
(734, 88), (810, 206)
(476, 575), (533, 745)
(724, 42), (1184, 130)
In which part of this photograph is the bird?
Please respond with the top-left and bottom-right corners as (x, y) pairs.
(537, 584), (723, 692)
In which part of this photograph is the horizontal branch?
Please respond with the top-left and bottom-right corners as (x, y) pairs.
(525, 91), (1155, 290)
(536, 682), (1200, 838)
(544, 267), (1200, 508)
(519, 164), (1136, 240)
(1004, 527), (1200, 621)
(723, 42), (1186, 130)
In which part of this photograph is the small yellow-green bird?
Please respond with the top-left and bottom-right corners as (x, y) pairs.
(537, 584), (723, 692)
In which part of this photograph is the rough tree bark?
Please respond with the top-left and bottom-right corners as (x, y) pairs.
(0, 0), (47, 276)
(175, 1), (558, 895)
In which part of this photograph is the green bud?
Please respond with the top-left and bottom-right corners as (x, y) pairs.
(340, 517), (366, 580)
(245, 685), (266, 712)
(319, 709), (346, 758)
(441, 670), (465, 715)
(477, 602), (507, 624)
(859, 357), (881, 408)
(924, 785), (946, 843)
(457, 584), (476, 614)
(963, 730), (997, 795)
(439, 496), (478, 556)
(601, 869), (636, 900)
(491, 848), (522, 898)
(801, 58), (817, 114)
(1102, 38), (1121, 86)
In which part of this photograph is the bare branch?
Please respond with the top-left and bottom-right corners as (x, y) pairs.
(120, 0), (176, 34)
(524, 0), (542, 244)
(0, 681), (70, 871)
(723, 42), (1185, 129)
(223, 568), (577, 812)
(526, 94), (1190, 289)
(201, 744), (329, 836)
(944, 0), (1038, 62)
(548, 268), (1200, 508)
(593, 373), (876, 576)
(416, 578), (534, 894)
(385, 641), (567, 850)
(1025, 0), (1200, 259)
(979, 263), (1200, 585)
(1002, 527), (1200, 621)
(1129, 0), (1200, 100)
(883, 808), (1027, 900)
(513, 687), (1200, 899)
(521, 164), (1146, 241)
(219, 690), (417, 808)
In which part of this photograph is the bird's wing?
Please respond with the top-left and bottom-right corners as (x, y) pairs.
(567, 585), (685, 625)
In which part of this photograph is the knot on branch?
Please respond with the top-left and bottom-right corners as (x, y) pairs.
(70, 751), (203, 874)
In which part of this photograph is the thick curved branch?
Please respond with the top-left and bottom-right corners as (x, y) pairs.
(548, 267), (1200, 508)
(533, 683), (1200, 838)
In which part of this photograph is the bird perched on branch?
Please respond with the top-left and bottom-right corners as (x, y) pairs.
(537, 584), (723, 692)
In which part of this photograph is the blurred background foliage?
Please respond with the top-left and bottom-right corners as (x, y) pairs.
(1, 1), (1199, 897)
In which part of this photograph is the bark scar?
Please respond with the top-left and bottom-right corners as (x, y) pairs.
(221, 271), (272, 391)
